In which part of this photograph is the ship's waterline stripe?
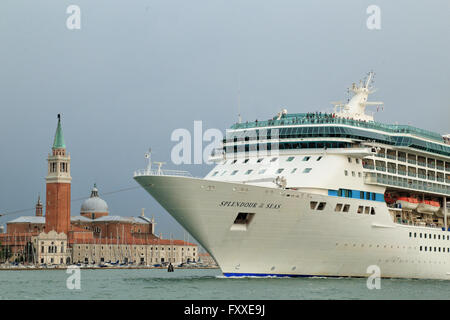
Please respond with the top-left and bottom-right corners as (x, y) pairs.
(223, 273), (362, 278)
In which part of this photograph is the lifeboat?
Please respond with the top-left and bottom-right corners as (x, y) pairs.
(384, 192), (396, 204)
(416, 200), (440, 215)
(435, 205), (449, 217)
(395, 196), (419, 210)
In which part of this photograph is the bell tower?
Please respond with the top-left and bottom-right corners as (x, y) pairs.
(35, 194), (43, 217)
(45, 114), (71, 234)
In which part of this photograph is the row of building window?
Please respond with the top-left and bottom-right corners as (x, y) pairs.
(409, 232), (450, 241)
(309, 201), (377, 215)
(41, 245), (64, 253)
(212, 167), (313, 177)
(225, 155), (323, 165)
(328, 189), (384, 202)
(419, 246), (450, 252)
(49, 162), (69, 173)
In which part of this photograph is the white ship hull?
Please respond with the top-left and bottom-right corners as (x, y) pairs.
(135, 175), (450, 280)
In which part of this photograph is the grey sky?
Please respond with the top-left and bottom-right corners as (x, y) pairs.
(0, 0), (449, 241)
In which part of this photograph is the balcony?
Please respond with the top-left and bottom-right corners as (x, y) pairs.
(364, 173), (450, 196)
(386, 154), (396, 160)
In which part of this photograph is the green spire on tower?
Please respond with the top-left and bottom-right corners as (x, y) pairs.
(52, 114), (66, 149)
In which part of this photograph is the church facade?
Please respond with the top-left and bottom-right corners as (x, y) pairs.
(0, 116), (197, 266)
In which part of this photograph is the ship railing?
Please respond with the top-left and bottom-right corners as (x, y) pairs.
(229, 114), (444, 142)
(133, 169), (193, 178)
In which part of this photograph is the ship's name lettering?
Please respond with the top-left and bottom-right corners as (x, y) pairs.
(219, 201), (281, 209)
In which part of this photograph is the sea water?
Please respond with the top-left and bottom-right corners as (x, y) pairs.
(0, 268), (449, 300)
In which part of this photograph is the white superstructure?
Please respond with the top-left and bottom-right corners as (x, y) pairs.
(134, 73), (450, 279)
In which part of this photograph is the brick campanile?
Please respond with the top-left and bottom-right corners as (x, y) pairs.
(45, 114), (71, 234)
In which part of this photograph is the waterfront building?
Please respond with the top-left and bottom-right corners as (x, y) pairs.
(0, 115), (197, 266)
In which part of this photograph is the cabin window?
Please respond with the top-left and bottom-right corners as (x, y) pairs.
(212, 171), (219, 177)
(270, 157), (278, 162)
(310, 201), (318, 210)
(303, 168), (312, 173)
(335, 203), (343, 212)
(257, 158), (264, 163)
(286, 157), (295, 162)
(357, 206), (363, 214)
(342, 204), (350, 212)
(231, 170), (238, 176)
(370, 207), (376, 215)
(258, 169), (266, 174)
(276, 168), (284, 174)
(244, 159), (249, 163)
(291, 168), (297, 174)
(364, 206), (370, 214)
(245, 169), (253, 175)
(317, 156), (322, 161)
(302, 156), (310, 161)
(317, 202), (326, 210)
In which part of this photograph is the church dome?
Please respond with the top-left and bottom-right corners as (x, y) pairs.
(80, 184), (108, 213)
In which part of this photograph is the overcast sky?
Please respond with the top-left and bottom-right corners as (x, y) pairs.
(0, 0), (449, 242)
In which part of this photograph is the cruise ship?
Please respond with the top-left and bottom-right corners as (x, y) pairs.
(134, 72), (450, 279)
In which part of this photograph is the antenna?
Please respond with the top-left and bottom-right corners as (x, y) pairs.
(237, 75), (242, 123)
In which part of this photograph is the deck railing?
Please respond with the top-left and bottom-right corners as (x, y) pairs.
(133, 169), (193, 178)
